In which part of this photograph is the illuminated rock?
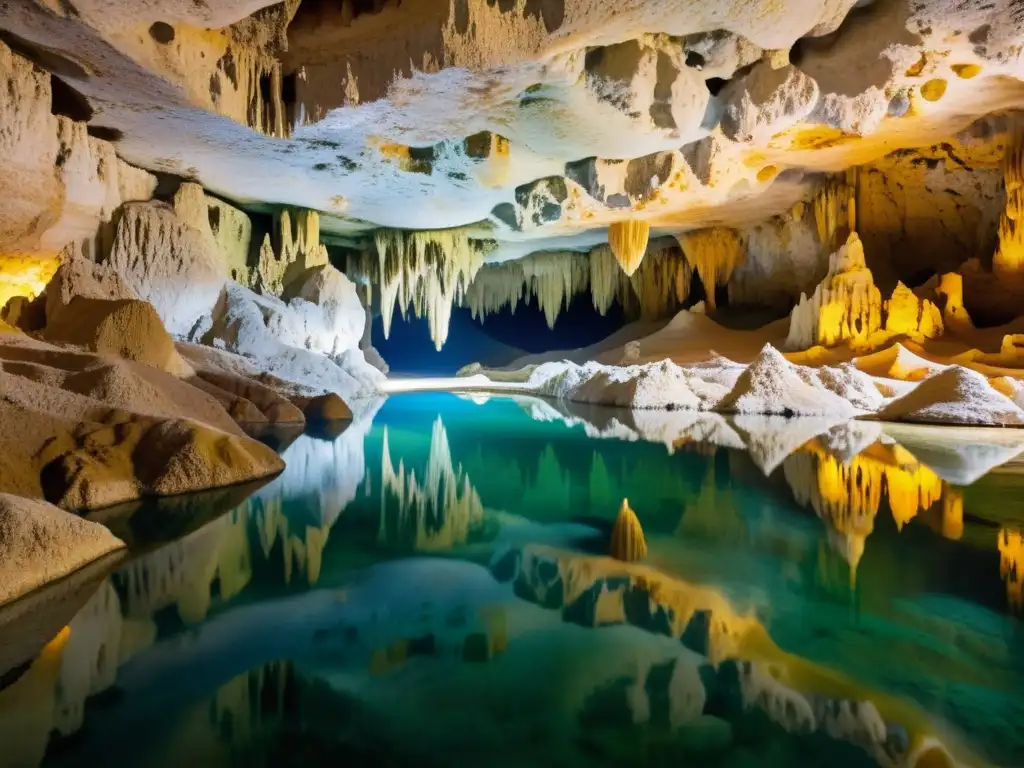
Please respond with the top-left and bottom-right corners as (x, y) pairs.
(999, 528), (1023, 614)
(608, 220), (651, 277)
(610, 498), (647, 562)
(786, 232), (883, 350)
(994, 123), (1024, 280)
(884, 282), (943, 340)
(675, 227), (744, 310)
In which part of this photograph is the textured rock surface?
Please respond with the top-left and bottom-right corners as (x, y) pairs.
(0, 494), (125, 606)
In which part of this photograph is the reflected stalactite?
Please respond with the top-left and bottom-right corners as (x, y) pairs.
(994, 121), (1024, 279)
(783, 440), (946, 577)
(379, 419), (484, 551)
(999, 528), (1023, 614)
(116, 511), (252, 625)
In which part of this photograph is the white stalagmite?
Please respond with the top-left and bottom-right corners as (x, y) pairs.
(676, 227), (744, 309)
(373, 227), (487, 350)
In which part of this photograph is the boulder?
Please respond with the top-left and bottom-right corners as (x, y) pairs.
(0, 493), (125, 606)
(42, 297), (193, 377)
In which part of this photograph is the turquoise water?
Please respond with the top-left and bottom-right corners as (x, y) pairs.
(1, 393), (1023, 767)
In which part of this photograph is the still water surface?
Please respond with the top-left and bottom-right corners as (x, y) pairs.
(1, 393), (1023, 767)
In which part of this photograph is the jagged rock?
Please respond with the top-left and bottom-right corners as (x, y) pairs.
(42, 297), (193, 377)
(43, 252), (138, 325)
(281, 264), (365, 356)
(884, 282), (943, 339)
(192, 368), (305, 425)
(108, 196), (225, 338)
(721, 62), (820, 144)
(0, 493), (125, 606)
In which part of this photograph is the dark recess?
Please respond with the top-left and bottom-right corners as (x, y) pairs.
(49, 74), (93, 122)
(0, 29), (88, 79)
(148, 22), (176, 44)
(86, 125), (123, 142)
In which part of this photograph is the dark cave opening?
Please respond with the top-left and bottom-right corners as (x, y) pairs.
(372, 293), (629, 376)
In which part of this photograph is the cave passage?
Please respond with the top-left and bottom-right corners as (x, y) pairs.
(373, 293), (628, 375)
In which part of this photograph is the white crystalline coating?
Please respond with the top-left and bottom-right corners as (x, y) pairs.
(876, 366), (1024, 427)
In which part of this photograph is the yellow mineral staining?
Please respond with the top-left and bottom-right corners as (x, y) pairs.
(608, 220), (650, 276)
(811, 176), (854, 252)
(379, 421), (483, 551)
(940, 487), (964, 541)
(757, 165), (779, 183)
(905, 54), (928, 78)
(0, 253), (61, 312)
(768, 126), (858, 151)
(787, 233), (883, 349)
(373, 227), (486, 350)
(884, 282), (944, 340)
(463, 250), (589, 329)
(473, 133), (511, 188)
(256, 208), (329, 294)
(675, 226), (744, 310)
(919, 78), (948, 102)
(951, 63), (982, 79)
(994, 122), (1024, 279)
(999, 528), (1023, 614)
(935, 272), (975, 334)
(610, 498), (647, 562)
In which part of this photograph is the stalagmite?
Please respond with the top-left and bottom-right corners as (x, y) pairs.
(373, 227), (487, 350)
(786, 232), (883, 349)
(610, 498), (647, 562)
(676, 227), (744, 309)
(994, 122), (1024, 279)
(884, 282), (943, 340)
(608, 220), (650, 276)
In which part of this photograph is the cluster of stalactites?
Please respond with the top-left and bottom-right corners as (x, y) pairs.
(463, 243), (693, 328)
(373, 227), (486, 350)
(994, 121), (1024, 279)
(463, 250), (590, 329)
(812, 170), (858, 253)
(675, 227), (744, 309)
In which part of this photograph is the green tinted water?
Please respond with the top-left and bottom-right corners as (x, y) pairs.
(1, 393), (1022, 767)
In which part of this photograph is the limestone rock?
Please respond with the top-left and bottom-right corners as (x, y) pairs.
(42, 297), (193, 377)
(721, 62), (820, 144)
(0, 493), (125, 606)
(108, 200), (225, 338)
(43, 252), (138, 325)
(884, 282), (943, 340)
(193, 368), (306, 425)
(280, 264), (365, 356)
(295, 392), (353, 422)
(610, 499), (647, 562)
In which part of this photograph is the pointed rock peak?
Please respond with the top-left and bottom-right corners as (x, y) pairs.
(877, 364), (1024, 426)
(608, 220), (650, 277)
(610, 498), (646, 562)
(829, 231), (867, 274)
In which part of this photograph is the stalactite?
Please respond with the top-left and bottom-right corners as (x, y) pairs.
(589, 244), (619, 315)
(374, 227), (487, 350)
(994, 121), (1024, 279)
(675, 227), (744, 309)
(608, 220), (650, 276)
(629, 241), (691, 319)
(462, 251), (590, 329)
(813, 177), (850, 252)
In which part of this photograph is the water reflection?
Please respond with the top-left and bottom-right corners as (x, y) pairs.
(0, 393), (1022, 767)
